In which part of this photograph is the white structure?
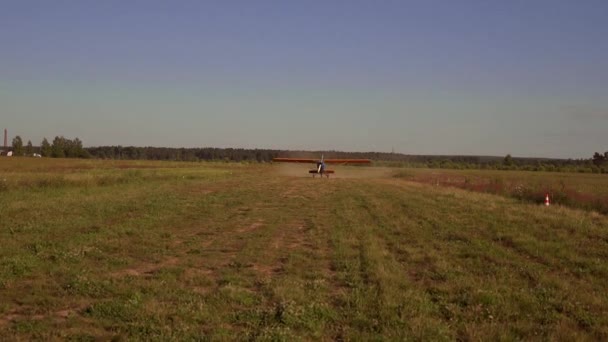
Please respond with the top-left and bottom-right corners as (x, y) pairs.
(6, 151), (13, 157)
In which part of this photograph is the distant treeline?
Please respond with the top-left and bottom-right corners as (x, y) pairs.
(3, 135), (90, 158)
(85, 146), (608, 174)
(4, 136), (606, 174)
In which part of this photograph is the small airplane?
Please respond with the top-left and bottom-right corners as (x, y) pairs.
(272, 155), (371, 178)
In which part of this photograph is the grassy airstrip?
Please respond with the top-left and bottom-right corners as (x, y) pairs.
(1, 159), (607, 340)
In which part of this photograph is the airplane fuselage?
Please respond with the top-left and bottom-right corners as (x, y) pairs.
(309, 161), (334, 178)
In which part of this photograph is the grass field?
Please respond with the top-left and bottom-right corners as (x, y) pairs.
(1, 159), (608, 340)
(394, 168), (608, 214)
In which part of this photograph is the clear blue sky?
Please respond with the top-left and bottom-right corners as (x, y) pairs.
(1, 0), (607, 158)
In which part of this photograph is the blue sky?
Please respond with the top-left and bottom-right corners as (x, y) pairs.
(1, 0), (607, 158)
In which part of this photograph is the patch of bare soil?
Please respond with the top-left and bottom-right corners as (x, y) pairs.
(180, 185), (216, 195)
(251, 263), (280, 278)
(0, 303), (88, 327)
(270, 221), (308, 250)
(280, 182), (309, 199)
(183, 267), (214, 278)
(237, 220), (264, 233)
(112, 256), (180, 277)
(191, 286), (211, 295)
(248, 220), (312, 279)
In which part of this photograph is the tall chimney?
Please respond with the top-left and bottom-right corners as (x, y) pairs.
(3, 129), (6, 151)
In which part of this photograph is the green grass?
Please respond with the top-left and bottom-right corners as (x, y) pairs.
(1, 158), (607, 340)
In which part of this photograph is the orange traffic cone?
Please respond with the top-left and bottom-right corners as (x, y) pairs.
(545, 194), (550, 206)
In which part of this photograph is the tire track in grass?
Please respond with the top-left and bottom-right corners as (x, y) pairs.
(324, 181), (453, 340)
(59, 180), (283, 337)
(367, 178), (608, 340)
(357, 182), (563, 339)
(232, 177), (340, 340)
(124, 174), (318, 338)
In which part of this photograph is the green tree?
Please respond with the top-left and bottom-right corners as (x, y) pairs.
(592, 152), (606, 166)
(70, 137), (89, 158)
(51, 136), (65, 158)
(64, 138), (76, 157)
(25, 140), (33, 156)
(40, 138), (52, 157)
(503, 154), (514, 167)
(12, 136), (23, 156)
